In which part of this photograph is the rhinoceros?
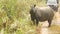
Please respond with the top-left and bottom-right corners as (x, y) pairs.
(30, 5), (55, 27)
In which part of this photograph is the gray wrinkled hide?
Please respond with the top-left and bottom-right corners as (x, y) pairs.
(30, 5), (54, 27)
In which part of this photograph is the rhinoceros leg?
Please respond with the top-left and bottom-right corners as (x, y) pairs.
(36, 19), (39, 26)
(48, 19), (52, 27)
(31, 15), (35, 25)
(32, 19), (35, 25)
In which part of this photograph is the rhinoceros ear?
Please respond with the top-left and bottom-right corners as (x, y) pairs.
(34, 4), (36, 7)
(30, 4), (36, 7)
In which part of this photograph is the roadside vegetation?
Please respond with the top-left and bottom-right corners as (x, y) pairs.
(0, 0), (60, 34)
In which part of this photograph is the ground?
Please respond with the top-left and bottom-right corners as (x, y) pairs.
(36, 8), (60, 34)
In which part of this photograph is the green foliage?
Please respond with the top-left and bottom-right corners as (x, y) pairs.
(1, 0), (60, 34)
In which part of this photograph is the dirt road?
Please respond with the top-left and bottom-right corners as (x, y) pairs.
(36, 9), (60, 34)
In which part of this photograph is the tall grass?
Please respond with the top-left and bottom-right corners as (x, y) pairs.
(0, 0), (60, 34)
